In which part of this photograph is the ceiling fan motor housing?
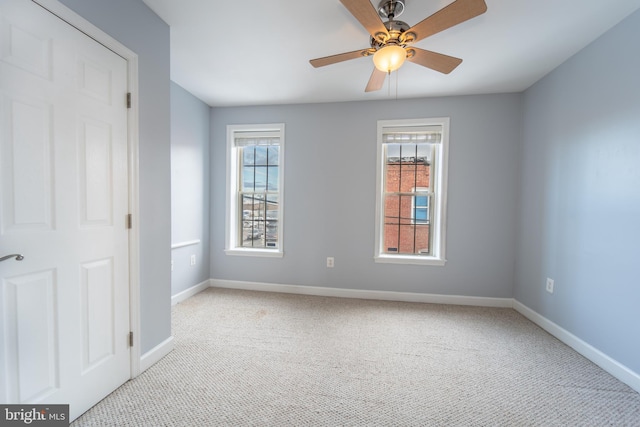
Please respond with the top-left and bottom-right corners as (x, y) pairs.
(377, 0), (405, 20)
(370, 19), (410, 49)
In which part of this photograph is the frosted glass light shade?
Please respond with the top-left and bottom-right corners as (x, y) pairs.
(373, 45), (407, 72)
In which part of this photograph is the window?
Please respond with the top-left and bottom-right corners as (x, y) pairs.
(375, 118), (449, 265)
(226, 124), (284, 257)
(412, 188), (429, 224)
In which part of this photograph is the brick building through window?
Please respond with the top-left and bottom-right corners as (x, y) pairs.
(383, 150), (432, 254)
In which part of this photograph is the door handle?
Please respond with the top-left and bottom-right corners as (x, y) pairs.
(0, 254), (24, 262)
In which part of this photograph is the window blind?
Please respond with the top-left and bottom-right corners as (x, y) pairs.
(382, 125), (442, 144)
(234, 130), (280, 147)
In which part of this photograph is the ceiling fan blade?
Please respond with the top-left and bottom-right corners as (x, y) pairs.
(309, 49), (369, 68)
(405, 0), (487, 43)
(340, 0), (389, 39)
(407, 48), (463, 74)
(365, 68), (387, 92)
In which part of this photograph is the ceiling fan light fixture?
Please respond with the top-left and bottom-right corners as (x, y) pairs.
(373, 45), (406, 73)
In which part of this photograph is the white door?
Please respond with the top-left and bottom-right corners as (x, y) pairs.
(0, 0), (131, 420)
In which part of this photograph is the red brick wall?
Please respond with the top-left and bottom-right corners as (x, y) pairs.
(384, 162), (430, 254)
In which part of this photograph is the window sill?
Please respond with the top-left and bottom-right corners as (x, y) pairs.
(374, 254), (446, 266)
(225, 248), (283, 258)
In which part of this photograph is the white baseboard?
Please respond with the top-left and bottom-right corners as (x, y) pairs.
(171, 279), (212, 306)
(210, 278), (513, 308)
(513, 300), (640, 394)
(139, 336), (174, 373)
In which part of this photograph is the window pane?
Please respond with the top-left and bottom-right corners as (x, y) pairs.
(384, 223), (399, 253)
(265, 195), (279, 248)
(386, 143), (401, 160)
(384, 193), (400, 220)
(383, 193), (399, 253)
(385, 144), (400, 192)
(385, 163), (401, 192)
(414, 223), (430, 254)
(415, 196), (428, 207)
(243, 147), (255, 166)
(268, 146), (279, 166)
(242, 166), (254, 191)
(267, 166), (279, 191)
(416, 144), (431, 164)
(415, 208), (428, 223)
(254, 146), (268, 165)
(399, 225), (416, 254)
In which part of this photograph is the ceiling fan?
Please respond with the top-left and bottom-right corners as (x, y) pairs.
(309, 0), (487, 92)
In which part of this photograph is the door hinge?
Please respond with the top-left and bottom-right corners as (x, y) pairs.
(129, 331), (134, 347)
(126, 213), (132, 229)
(126, 92), (131, 109)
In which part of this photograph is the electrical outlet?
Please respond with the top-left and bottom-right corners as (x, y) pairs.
(326, 257), (334, 268)
(546, 278), (554, 294)
(190, 255), (196, 266)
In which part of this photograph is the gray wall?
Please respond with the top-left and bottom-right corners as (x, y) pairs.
(58, 0), (171, 353)
(211, 94), (522, 297)
(170, 82), (211, 295)
(516, 10), (640, 373)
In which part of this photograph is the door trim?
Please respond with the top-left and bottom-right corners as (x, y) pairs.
(32, 0), (142, 377)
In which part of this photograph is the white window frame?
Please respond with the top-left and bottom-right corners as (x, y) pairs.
(225, 123), (285, 257)
(374, 117), (449, 266)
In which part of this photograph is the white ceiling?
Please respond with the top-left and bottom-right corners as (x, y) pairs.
(141, 0), (640, 107)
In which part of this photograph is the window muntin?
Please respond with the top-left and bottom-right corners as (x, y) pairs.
(375, 119), (449, 265)
(226, 124), (284, 256)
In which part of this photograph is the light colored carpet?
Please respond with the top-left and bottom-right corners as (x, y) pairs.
(72, 288), (640, 426)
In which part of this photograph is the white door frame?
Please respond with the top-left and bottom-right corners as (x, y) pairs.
(32, 0), (142, 377)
